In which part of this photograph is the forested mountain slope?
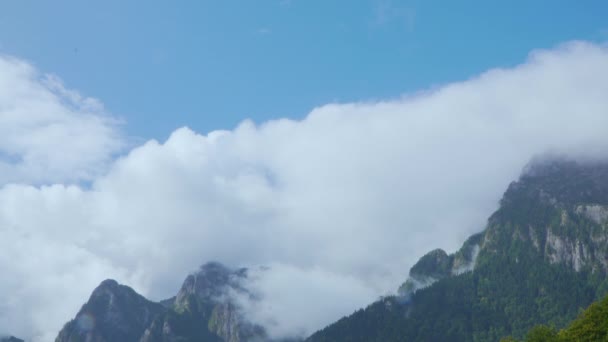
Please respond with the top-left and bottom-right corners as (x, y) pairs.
(308, 159), (608, 342)
(502, 294), (608, 341)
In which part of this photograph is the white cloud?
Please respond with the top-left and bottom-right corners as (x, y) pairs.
(0, 55), (123, 185)
(2, 41), (608, 340)
(232, 264), (380, 340)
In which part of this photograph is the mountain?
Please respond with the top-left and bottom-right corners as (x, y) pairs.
(308, 158), (608, 342)
(56, 263), (268, 342)
(55, 279), (166, 342)
(140, 262), (267, 342)
(0, 337), (24, 342)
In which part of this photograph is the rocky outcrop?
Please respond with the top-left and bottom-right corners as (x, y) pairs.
(170, 262), (265, 342)
(174, 262), (247, 309)
(576, 204), (608, 225)
(398, 233), (482, 297)
(55, 279), (166, 342)
(481, 159), (608, 274)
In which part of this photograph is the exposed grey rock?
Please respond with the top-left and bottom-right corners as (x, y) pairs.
(175, 262), (246, 307)
(398, 233), (482, 298)
(576, 204), (608, 225)
(140, 262), (268, 342)
(55, 279), (166, 342)
(178, 263), (266, 342)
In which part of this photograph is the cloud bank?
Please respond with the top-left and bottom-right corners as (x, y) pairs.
(2, 41), (608, 340)
(0, 56), (123, 185)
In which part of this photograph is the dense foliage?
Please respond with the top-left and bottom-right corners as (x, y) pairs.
(501, 294), (608, 341)
(308, 251), (602, 342)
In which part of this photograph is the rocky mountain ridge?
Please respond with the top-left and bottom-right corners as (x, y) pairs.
(55, 263), (266, 342)
(0, 337), (24, 342)
(399, 158), (608, 298)
(308, 158), (608, 341)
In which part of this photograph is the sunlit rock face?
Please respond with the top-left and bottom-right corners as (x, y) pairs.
(174, 262), (248, 308)
(141, 262), (268, 342)
(486, 158), (608, 273)
(55, 279), (165, 342)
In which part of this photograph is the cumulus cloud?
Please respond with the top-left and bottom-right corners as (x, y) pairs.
(2, 41), (608, 340)
(0, 55), (123, 185)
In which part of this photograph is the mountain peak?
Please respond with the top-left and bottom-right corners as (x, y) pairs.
(55, 280), (165, 342)
(409, 249), (451, 279)
(90, 279), (120, 296)
(175, 262), (248, 306)
(142, 262), (267, 342)
(0, 336), (24, 342)
(97, 278), (119, 288)
(510, 157), (608, 206)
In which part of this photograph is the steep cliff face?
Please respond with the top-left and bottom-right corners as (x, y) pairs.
(208, 302), (266, 342)
(139, 262), (267, 342)
(309, 158), (608, 342)
(482, 158), (608, 275)
(398, 233), (482, 297)
(55, 279), (166, 342)
(173, 263), (239, 308)
(139, 293), (222, 342)
(57, 263), (268, 342)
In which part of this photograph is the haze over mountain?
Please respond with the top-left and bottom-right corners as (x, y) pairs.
(309, 158), (608, 341)
(2, 39), (608, 341)
(45, 157), (608, 342)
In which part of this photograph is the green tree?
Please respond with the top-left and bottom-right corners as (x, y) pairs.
(525, 325), (558, 342)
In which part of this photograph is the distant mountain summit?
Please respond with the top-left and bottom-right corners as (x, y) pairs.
(55, 279), (165, 342)
(56, 263), (268, 342)
(0, 336), (24, 342)
(141, 262), (266, 342)
(309, 158), (608, 341)
(175, 262), (247, 303)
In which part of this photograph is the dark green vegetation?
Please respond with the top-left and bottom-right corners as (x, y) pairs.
(501, 294), (608, 341)
(308, 159), (608, 342)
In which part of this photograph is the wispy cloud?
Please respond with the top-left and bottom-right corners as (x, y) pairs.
(0, 56), (124, 186)
(373, 0), (416, 32)
(256, 27), (272, 35)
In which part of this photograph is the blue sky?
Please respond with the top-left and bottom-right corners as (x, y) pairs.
(5, 2), (608, 340)
(0, 0), (607, 140)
